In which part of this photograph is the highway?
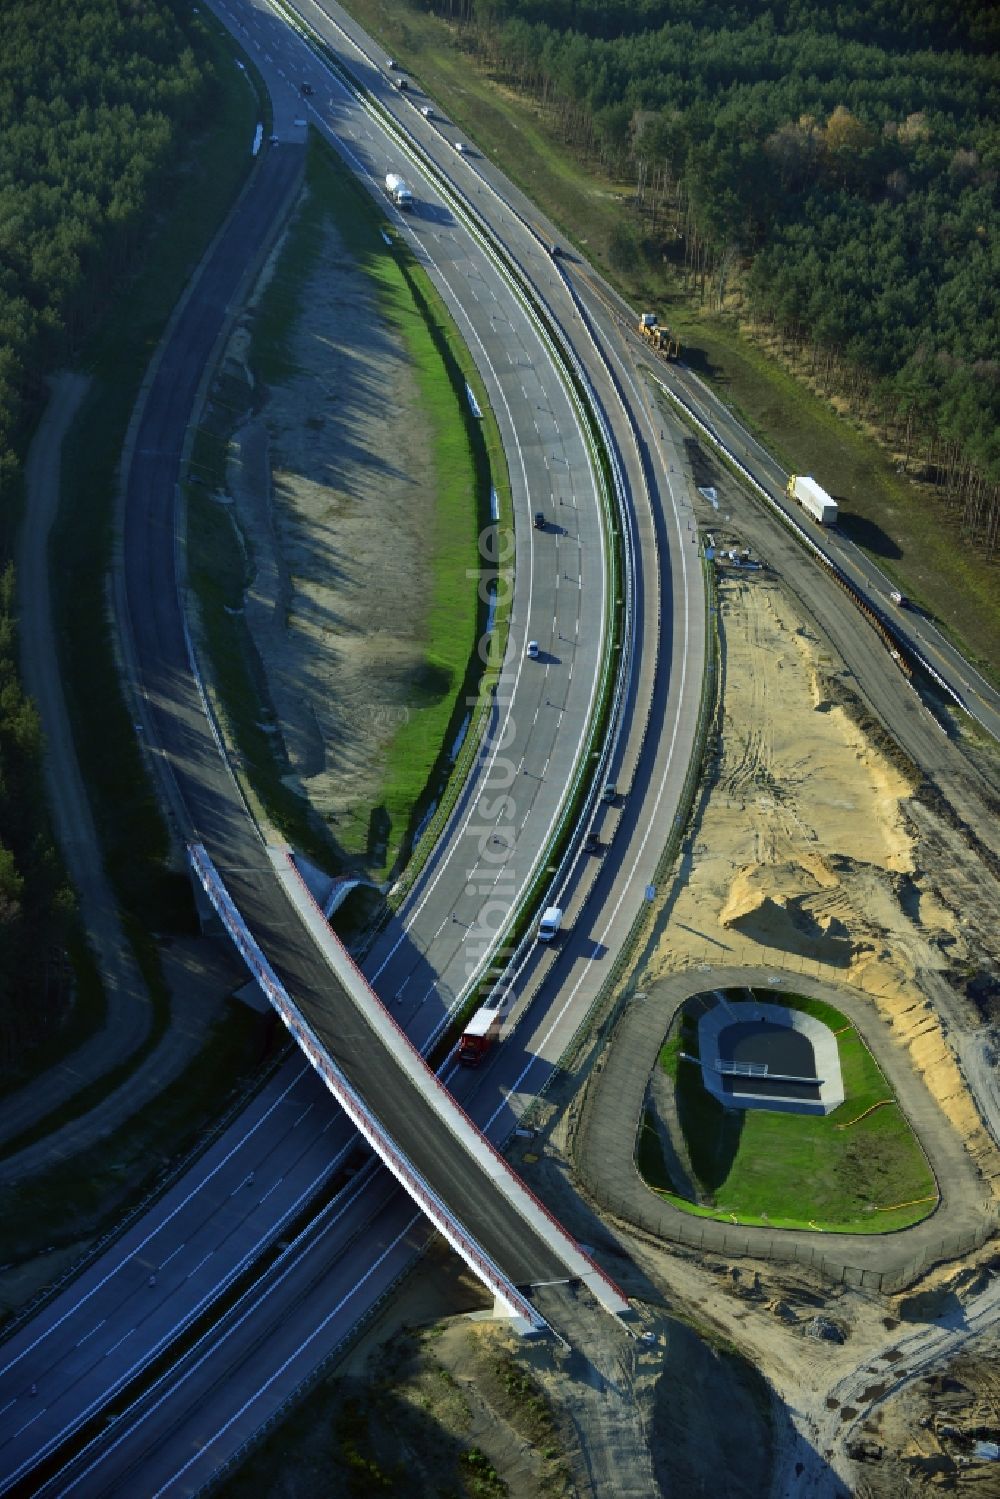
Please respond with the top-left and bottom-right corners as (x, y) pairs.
(0, 0), (708, 1491)
(14, 0), (996, 1486)
(573, 273), (1000, 746)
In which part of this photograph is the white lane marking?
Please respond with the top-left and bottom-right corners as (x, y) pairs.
(187, 1252), (214, 1280)
(2, 1139), (362, 1492)
(104, 1329), (134, 1358)
(75, 1320), (106, 1349)
(19, 20), (617, 1475)
(292, 1104), (314, 1128)
(159, 1243), (186, 1271)
(10, 1410), (45, 1440)
(489, 361), (694, 1124)
(75, 1206), (426, 1499)
(0, 1068), (309, 1377)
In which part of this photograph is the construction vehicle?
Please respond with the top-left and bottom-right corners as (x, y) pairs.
(457, 1006), (502, 1066)
(384, 173), (414, 210)
(786, 475), (838, 525)
(638, 312), (680, 360)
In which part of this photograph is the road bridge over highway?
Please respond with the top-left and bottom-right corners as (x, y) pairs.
(190, 840), (628, 1324)
(106, 63), (626, 1341)
(1, 1), (690, 1488)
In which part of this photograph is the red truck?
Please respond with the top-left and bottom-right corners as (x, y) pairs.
(457, 1006), (503, 1066)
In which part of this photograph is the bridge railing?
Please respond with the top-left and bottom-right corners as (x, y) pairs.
(188, 842), (545, 1332)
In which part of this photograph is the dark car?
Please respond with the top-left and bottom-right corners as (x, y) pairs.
(534, 511), (545, 529)
(301, 82), (314, 95)
(584, 830), (601, 854)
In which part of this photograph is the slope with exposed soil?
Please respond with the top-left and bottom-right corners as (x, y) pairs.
(218, 211), (440, 852)
(646, 561), (1000, 1179)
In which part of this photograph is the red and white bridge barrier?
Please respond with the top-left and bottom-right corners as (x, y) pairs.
(187, 842), (545, 1332)
(270, 846), (630, 1320)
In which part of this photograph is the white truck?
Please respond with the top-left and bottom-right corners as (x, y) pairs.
(786, 475), (837, 525)
(537, 905), (563, 942)
(384, 172), (414, 210)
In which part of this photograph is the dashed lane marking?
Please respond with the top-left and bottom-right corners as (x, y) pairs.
(75, 1320), (106, 1349)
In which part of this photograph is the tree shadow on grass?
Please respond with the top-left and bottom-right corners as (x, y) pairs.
(837, 510), (903, 560)
(675, 1059), (744, 1195)
(672, 338), (718, 383)
(368, 804), (391, 866)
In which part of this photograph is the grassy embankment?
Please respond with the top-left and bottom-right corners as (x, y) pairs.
(638, 990), (937, 1234)
(0, 11), (271, 1267)
(337, 0), (1000, 681)
(189, 133), (511, 883)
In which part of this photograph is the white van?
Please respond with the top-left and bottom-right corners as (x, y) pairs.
(537, 906), (563, 942)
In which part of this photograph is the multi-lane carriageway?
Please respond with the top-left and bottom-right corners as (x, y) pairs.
(189, 840), (628, 1324)
(0, 0), (710, 1490)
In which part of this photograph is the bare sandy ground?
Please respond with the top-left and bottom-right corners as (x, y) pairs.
(217, 204), (440, 867)
(646, 565), (1000, 1179)
(853, 1332), (1000, 1495)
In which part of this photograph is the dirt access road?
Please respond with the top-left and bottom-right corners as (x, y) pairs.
(640, 451), (1000, 1161)
(1, 375), (247, 1184)
(555, 454), (1000, 1492)
(5, 375), (152, 1151)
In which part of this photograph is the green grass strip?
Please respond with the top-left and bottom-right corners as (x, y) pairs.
(188, 133), (504, 883)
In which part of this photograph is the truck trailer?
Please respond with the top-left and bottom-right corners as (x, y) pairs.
(384, 172), (414, 210)
(457, 1006), (502, 1066)
(786, 475), (837, 526)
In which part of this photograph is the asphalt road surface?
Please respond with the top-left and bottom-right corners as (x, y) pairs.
(0, 0), (710, 1491)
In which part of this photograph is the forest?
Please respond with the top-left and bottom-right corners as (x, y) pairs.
(428, 0), (999, 548)
(0, 0), (212, 1047)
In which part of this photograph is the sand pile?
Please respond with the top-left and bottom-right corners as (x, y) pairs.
(645, 567), (1000, 1174)
(720, 862), (855, 965)
(650, 573), (932, 979)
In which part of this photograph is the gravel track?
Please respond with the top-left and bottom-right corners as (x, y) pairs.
(2, 374), (153, 1159)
